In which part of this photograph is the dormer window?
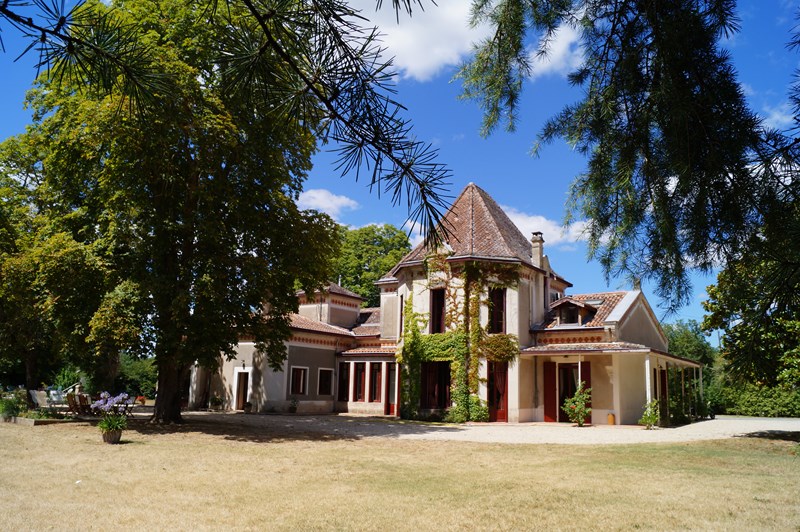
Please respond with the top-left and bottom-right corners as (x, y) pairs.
(551, 298), (597, 327)
(561, 306), (579, 324)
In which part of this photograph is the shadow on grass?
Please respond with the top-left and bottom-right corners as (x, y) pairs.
(125, 412), (464, 444)
(739, 430), (800, 442)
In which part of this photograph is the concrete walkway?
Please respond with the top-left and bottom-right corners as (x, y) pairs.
(185, 412), (800, 445)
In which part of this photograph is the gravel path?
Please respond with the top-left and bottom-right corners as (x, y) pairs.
(186, 412), (800, 445)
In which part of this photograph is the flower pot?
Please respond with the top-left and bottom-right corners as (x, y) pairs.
(102, 429), (123, 444)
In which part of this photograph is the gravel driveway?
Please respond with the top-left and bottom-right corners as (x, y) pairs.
(186, 412), (800, 445)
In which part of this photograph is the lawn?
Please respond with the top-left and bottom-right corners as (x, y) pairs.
(1, 417), (798, 530)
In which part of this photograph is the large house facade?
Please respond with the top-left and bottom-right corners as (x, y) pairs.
(189, 183), (701, 424)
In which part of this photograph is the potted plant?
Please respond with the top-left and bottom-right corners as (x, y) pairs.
(92, 392), (131, 444)
(0, 397), (20, 422)
(209, 394), (223, 411)
(288, 398), (298, 413)
(243, 401), (253, 414)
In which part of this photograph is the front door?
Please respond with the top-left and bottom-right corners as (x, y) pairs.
(488, 361), (508, 422)
(557, 362), (591, 424)
(385, 362), (397, 415)
(235, 372), (249, 410)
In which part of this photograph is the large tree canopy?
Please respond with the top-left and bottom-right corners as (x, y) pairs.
(458, 0), (797, 311)
(333, 224), (411, 307)
(0, 0), (449, 239)
(0, 0), (345, 422)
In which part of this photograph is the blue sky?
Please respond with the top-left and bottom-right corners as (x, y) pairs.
(1, 0), (797, 332)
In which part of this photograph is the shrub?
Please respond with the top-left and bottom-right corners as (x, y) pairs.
(638, 399), (660, 429)
(562, 382), (592, 426)
(0, 398), (20, 419)
(722, 383), (800, 417)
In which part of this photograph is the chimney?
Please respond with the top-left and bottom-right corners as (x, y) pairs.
(531, 232), (544, 268)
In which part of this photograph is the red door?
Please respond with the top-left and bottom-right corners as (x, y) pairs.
(488, 361), (508, 422)
(385, 363), (397, 415)
(544, 361), (557, 422)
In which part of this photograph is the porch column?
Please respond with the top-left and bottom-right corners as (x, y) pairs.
(365, 361), (373, 402)
(348, 361), (355, 402)
(645, 354), (652, 403)
(382, 361), (388, 409)
(699, 367), (704, 400)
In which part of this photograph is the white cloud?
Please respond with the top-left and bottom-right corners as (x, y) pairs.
(402, 220), (426, 247)
(297, 189), (359, 219)
(501, 205), (588, 248)
(762, 101), (795, 130)
(349, 0), (492, 82)
(529, 23), (583, 80)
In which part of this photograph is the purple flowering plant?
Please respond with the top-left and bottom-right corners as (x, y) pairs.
(93, 392), (132, 432)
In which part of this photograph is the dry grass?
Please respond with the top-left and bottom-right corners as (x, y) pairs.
(1, 416), (798, 531)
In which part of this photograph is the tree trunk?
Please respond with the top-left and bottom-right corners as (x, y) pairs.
(151, 360), (185, 423)
(24, 349), (38, 391)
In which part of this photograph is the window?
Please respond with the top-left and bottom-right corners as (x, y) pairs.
(354, 362), (366, 402)
(420, 361), (450, 409)
(369, 362), (382, 402)
(430, 288), (445, 333)
(488, 288), (505, 334)
(290, 367), (307, 395)
(337, 362), (350, 401)
(561, 306), (579, 324)
(318, 368), (334, 396)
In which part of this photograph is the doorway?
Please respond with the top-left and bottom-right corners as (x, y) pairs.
(488, 361), (508, 422)
(557, 362), (591, 424)
(235, 371), (249, 410)
(385, 362), (397, 415)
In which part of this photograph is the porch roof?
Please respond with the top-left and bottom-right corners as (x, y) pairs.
(338, 346), (398, 356)
(521, 342), (701, 368)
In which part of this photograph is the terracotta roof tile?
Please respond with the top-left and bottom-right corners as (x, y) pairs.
(522, 341), (648, 352)
(296, 282), (364, 300)
(391, 183), (535, 272)
(540, 291), (628, 329)
(339, 346), (398, 355)
(352, 308), (381, 337)
(290, 314), (354, 337)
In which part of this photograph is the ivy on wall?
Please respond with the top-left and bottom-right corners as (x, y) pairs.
(396, 254), (521, 422)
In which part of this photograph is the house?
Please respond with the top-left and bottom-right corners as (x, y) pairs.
(189, 183), (702, 424)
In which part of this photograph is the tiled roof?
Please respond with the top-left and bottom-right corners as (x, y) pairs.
(290, 314), (354, 337)
(352, 308), (381, 337)
(339, 346), (398, 355)
(540, 291), (628, 329)
(296, 282), (364, 300)
(390, 183), (536, 272)
(523, 341), (648, 352)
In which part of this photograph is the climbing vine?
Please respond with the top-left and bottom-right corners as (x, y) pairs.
(397, 253), (522, 422)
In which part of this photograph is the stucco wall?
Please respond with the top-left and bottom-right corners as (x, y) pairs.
(380, 292), (398, 338)
(286, 345), (337, 402)
(516, 357), (535, 422)
(329, 305), (359, 328)
(616, 300), (667, 351)
(617, 353), (647, 424)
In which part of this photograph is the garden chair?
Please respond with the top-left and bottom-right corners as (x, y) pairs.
(78, 394), (95, 415)
(66, 393), (81, 416)
(28, 390), (50, 409)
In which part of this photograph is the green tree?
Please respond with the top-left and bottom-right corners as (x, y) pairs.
(663, 319), (717, 368)
(0, 0), (343, 423)
(702, 251), (800, 388)
(333, 224), (411, 307)
(1, 0), (449, 240)
(457, 0), (797, 314)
